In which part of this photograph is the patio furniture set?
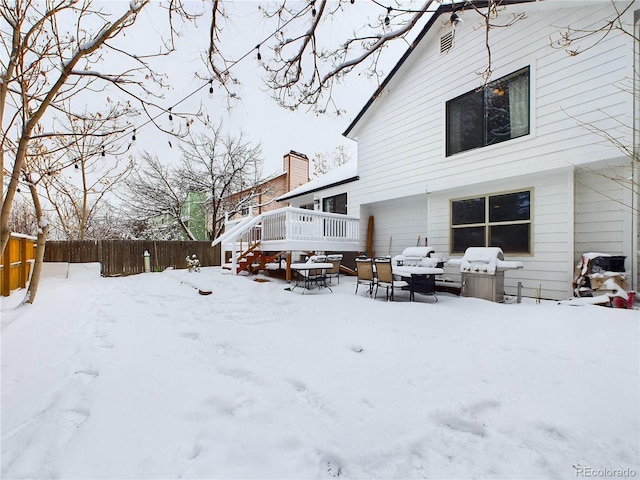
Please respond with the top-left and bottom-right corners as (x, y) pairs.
(356, 247), (444, 302)
(290, 254), (343, 293)
(290, 246), (524, 303)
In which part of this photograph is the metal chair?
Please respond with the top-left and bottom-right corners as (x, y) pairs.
(326, 254), (343, 284)
(373, 257), (408, 301)
(355, 257), (375, 296)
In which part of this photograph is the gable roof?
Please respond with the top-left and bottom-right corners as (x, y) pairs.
(342, 0), (537, 138)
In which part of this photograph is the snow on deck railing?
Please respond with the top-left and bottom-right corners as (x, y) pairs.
(214, 207), (359, 252)
(260, 207), (359, 245)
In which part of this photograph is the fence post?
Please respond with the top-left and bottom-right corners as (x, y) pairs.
(2, 241), (10, 296)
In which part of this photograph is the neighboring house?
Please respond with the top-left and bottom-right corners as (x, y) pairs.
(182, 191), (207, 240)
(341, 0), (638, 300)
(225, 150), (311, 219)
(276, 160), (359, 214)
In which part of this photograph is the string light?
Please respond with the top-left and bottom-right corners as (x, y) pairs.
(115, 1), (314, 147)
(385, 7), (392, 26)
(168, 107), (173, 122)
(101, 147), (106, 157)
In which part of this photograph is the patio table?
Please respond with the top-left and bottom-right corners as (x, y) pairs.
(290, 262), (334, 293)
(392, 265), (444, 301)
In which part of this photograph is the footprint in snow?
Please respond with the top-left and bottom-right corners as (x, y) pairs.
(289, 380), (337, 426)
(317, 452), (343, 478)
(181, 331), (200, 340)
(433, 412), (488, 437)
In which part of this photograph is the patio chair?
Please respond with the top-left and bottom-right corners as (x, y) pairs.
(355, 257), (375, 297)
(310, 255), (328, 287)
(373, 257), (409, 301)
(326, 254), (343, 284)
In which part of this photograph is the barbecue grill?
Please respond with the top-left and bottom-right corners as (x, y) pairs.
(448, 247), (523, 302)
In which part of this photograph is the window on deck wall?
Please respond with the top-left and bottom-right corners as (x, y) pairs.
(446, 66), (530, 156)
(322, 193), (347, 238)
(322, 193), (347, 214)
(451, 190), (531, 254)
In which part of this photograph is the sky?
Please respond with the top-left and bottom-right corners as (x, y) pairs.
(1, 263), (638, 478)
(126, 1), (425, 178)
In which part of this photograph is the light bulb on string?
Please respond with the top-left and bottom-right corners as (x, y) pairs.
(168, 107), (174, 127)
(385, 7), (392, 26)
(101, 147), (106, 157)
(132, 129), (136, 142)
(209, 81), (214, 98)
(256, 45), (262, 61)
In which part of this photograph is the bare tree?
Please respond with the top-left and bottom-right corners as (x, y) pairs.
(0, 0), (199, 256)
(176, 124), (263, 239)
(7, 193), (37, 236)
(312, 145), (351, 177)
(21, 169), (48, 304)
(205, 0), (525, 113)
(120, 126), (263, 240)
(39, 109), (135, 240)
(119, 153), (196, 240)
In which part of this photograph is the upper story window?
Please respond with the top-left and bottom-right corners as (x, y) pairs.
(446, 66), (530, 156)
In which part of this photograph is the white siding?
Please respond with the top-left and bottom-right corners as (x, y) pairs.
(360, 196), (429, 258)
(428, 170), (574, 300)
(574, 163), (634, 265)
(349, 2), (634, 206)
(346, 1), (638, 300)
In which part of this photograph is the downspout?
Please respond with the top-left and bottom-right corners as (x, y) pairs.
(633, 9), (640, 292)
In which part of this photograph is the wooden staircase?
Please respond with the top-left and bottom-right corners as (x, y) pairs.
(224, 242), (285, 275)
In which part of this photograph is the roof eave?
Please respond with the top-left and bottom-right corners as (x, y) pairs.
(276, 175), (360, 202)
(342, 0), (538, 138)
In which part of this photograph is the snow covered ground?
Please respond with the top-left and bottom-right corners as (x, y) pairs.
(1, 264), (638, 479)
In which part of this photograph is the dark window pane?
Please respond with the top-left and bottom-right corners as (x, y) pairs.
(489, 191), (530, 222)
(490, 224), (530, 253)
(485, 83), (512, 145)
(446, 90), (484, 155)
(452, 197), (485, 225)
(452, 226), (485, 252)
(446, 67), (529, 155)
(323, 193), (347, 214)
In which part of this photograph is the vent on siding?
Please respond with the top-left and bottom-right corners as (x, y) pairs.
(440, 30), (454, 54)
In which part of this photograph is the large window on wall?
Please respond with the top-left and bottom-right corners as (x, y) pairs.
(446, 66), (530, 156)
(323, 193), (347, 214)
(451, 190), (531, 254)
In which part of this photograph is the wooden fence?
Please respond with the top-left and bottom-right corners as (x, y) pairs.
(44, 240), (221, 277)
(1, 234), (38, 296)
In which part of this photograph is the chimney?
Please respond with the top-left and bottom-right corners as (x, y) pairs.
(283, 150), (310, 192)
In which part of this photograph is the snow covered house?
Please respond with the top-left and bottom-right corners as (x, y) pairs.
(213, 157), (361, 275)
(342, 0), (639, 300)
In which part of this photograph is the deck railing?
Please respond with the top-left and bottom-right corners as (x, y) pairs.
(217, 207), (360, 272)
(260, 207), (359, 244)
